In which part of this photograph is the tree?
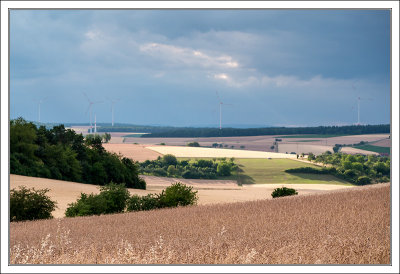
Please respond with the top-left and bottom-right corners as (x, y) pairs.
(271, 187), (298, 198)
(187, 142), (200, 147)
(102, 133), (111, 143)
(217, 162), (231, 176)
(162, 154), (178, 166)
(308, 153), (316, 161)
(10, 186), (57, 221)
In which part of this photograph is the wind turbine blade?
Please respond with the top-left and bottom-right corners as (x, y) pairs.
(82, 91), (91, 103)
(85, 104), (91, 115)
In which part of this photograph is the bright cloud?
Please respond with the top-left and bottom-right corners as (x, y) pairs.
(139, 42), (239, 69)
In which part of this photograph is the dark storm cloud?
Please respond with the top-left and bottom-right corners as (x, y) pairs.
(10, 9), (390, 126)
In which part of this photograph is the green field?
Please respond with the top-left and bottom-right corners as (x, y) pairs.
(178, 157), (351, 185)
(233, 159), (351, 185)
(122, 133), (145, 137)
(278, 134), (345, 138)
(353, 145), (390, 154)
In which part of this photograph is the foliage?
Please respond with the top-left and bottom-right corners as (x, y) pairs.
(127, 183), (198, 212)
(306, 151), (390, 185)
(285, 167), (334, 174)
(10, 118), (146, 190)
(271, 187), (298, 198)
(307, 153), (316, 161)
(10, 186), (57, 222)
(158, 182), (198, 208)
(65, 183), (130, 217)
(127, 194), (161, 211)
(140, 157), (236, 180)
(142, 124), (390, 138)
(187, 142), (200, 147)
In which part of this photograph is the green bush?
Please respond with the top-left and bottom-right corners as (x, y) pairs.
(187, 142), (200, 147)
(10, 186), (57, 222)
(162, 154), (178, 166)
(217, 162), (231, 176)
(158, 182), (198, 207)
(127, 194), (161, 211)
(65, 183), (130, 217)
(356, 176), (372, 185)
(271, 187), (298, 198)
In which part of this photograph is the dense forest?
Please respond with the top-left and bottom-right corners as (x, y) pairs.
(141, 124), (390, 138)
(10, 118), (146, 189)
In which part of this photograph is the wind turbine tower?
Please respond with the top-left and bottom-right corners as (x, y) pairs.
(355, 96), (373, 125)
(35, 97), (48, 124)
(216, 91), (232, 130)
(107, 98), (120, 127)
(94, 114), (97, 134)
(83, 92), (102, 134)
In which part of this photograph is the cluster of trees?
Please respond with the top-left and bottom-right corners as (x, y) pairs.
(10, 186), (57, 221)
(10, 118), (145, 189)
(10, 182), (198, 221)
(66, 182), (198, 217)
(140, 154), (237, 179)
(142, 124), (389, 138)
(302, 151), (390, 185)
(187, 141), (200, 147)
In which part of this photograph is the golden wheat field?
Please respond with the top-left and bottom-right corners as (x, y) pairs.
(9, 183), (390, 264)
(11, 174), (352, 218)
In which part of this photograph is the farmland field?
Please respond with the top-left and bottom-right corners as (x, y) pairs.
(233, 158), (351, 185)
(353, 144), (390, 154)
(146, 146), (296, 159)
(340, 146), (380, 156)
(9, 183), (389, 264)
(103, 144), (162, 162)
(10, 174), (353, 218)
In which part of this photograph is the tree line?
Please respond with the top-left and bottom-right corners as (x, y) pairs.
(286, 151), (390, 185)
(10, 118), (145, 189)
(140, 154), (237, 179)
(141, 124), (390, 138)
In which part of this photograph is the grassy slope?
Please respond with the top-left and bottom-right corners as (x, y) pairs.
(179, 157), (351, 185)
(353, 144), (390, 154)
(234, 158), (351, 185)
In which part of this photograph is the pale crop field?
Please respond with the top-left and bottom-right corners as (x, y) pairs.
(103, 144), (162, 162)
(146, 146), (297, 159)
(10, 174), (352, 218)
(9, 183), (390, 264)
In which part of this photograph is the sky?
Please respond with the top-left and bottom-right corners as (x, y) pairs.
(9, 9), (391, 127)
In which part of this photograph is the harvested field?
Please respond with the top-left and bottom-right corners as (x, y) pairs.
(340, 147), (379, 155)
(9, 183), (390, 264)
(102, 144), (162, 162)
(10, 174), (352, 219)
(146, 146), (296, 159)
(277, 143), (333, 155)
(371, 138), (391, 147)
(115, 134), (390, 156)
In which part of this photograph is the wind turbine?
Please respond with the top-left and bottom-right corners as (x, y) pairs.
(34, 97), (48, 124)
(355, 96), (373, 125)
(216, 91), (232, 130)
(83, 92), (103, 134)
(107, 97), (120, 127)
(352, 83), (373, 125)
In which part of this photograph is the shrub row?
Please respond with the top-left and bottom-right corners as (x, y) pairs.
(65, 182), (198, 217)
